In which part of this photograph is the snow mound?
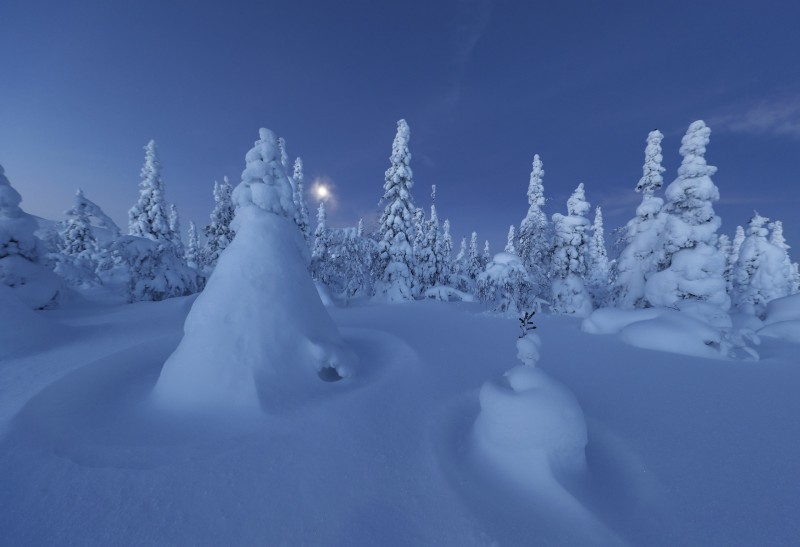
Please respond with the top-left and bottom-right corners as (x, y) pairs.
(583, 305), (759, 360)
(153, 208), (358, 413)
(472, 333), (587, 480)
(424, 285), (475, 302)
(762, 294), (800, 325)
(757, 295), (800, 343)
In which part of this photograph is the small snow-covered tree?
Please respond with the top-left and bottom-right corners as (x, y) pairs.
(0, 164), (62, 308)
(415, 186), (440, 293)
(168, 203), (183, 253)
(769, 220), (797, 295)
(128, 140), (172, 242)
(586, 206), (610, 306)
(550, 183), (592, 316)
(203, 177), (235, 268)
(437, 219), (454, 286)
(60, 189), (97, 257)
(465, 231), (483, 287)
(732, 213), (791, 317)
(645, 121), (730, 311)
(483, 240), (491, 267)
(292, 157), (311, 244)
(310, 201), (333, 285)
(477, 252), (533, 314)
(185, 220), (202, 270)
(517, 154), (550, 300)
(613, 130), (667, 308)
(374, 119), (417, 302)
(505, 225), (516, 254)
(719, 234), (733, 294)
(453, 236), (469, 291)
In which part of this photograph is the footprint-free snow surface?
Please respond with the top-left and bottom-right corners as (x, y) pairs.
(1, 296), (800, 545)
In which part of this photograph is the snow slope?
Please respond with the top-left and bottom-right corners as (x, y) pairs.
(1, 297), (799, 545)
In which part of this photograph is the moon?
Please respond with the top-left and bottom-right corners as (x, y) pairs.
(310, 179), (333, 202)
(314, 184), (330, 200)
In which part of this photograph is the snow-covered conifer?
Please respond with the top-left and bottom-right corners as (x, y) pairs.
(477, 252), (533, 314)
(483, 240), (491, 266)
(277, 137), (291, 180)
(732, 212), (790, 317)
(154, 127), (355, 411)
(0, 164), (62, 308)
(438, 219), (454, 286)
(310, 202), (333, 285)
(466, 231), (483, 285)
(613, 130), (667, 308)
(374, 119), (417, 302)
(185, 220), (202, 270)
(505, 225), (517, 255)
(128, 140), (172, 242)
(168, 203), (183, 253)
(517, 154), (550, 299)
(769, 220), (797, 295)
(719, 234), (733, 294)
(203, 177), (235, 268)
(292, 157), (311, 243)
(586, 206), (610, 306)
(644, 121), (730, 311)
(60, 189), (97, 257)
(550, 183), (592, 316)
(416, 186), (440, 293)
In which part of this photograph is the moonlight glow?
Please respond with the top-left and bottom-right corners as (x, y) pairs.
(311, 179), (333, 202)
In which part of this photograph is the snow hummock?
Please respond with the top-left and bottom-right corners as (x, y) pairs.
(472, 332), (588, 485)
(757, 293), (800, 342)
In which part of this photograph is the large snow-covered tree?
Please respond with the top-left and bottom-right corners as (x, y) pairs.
(154, 127), (355, 412)
(128, 140), (172, 242)
(0, 164), (62, 308)
(168, 203), (183, 253)
(550, 183), (593, 316)
(437, 219), (454, 287)
(769, 220), (798, 295)
(505, 225), (517, 255)
(517, 154), (550, 300)
(644, 121), (730, 310)
(612, 129), (667, 308)
(310, 201), (334, 286)
(374, 119), (417, 302)
(202, 177), (235, 269)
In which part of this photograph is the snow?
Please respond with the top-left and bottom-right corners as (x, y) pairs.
(757, 294), (800, 342)
(2, 295), (800, 545)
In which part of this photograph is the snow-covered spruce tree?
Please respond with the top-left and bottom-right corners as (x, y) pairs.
(168, 203), (183, 254)
(202, 177), (235, 269)
(483, 240), (491, 267)
(586, 206), (610, 307)
(374, 119), (417, 302)
(644, 121), (730, 310)
(0, 164), (62, 308)
(277, 137), (291, 178)
(732, 213), (790, 317)
(128, 140), (171, 242)
(453, 236), (469, 291)
(185, 220), (202, 270)
(505, 225), (517, 254)
(769, 220), (798, 295)
(310, 201), (333, 286)
(292, 157), (311, 244)
(416, 186), (440, 293)
(719, 234), (733, 294)
(54, 188), (100, 287)
(517, 154), (550, 300)
(612, 129), (667, 308)
(437, 219), (454, 286)
(154, 127), (356, 412)
(60, 189), (97, 257)
(550, 183), (593, 316)
(465, 231), (483, 288)
(477, 252), (533, 314)
(64, 188), (121, 238)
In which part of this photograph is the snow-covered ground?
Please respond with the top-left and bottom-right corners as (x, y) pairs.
(2, 294), (799, 546)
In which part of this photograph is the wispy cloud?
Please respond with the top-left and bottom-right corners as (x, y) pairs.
(709, 95), (800, 138)
(435, 0), (494, 111)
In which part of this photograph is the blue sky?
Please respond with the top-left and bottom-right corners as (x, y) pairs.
(2, 0), (799, 258)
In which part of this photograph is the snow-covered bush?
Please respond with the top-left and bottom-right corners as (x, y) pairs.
(477, 252), (533, 314)
(105, 236), (202, 302)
